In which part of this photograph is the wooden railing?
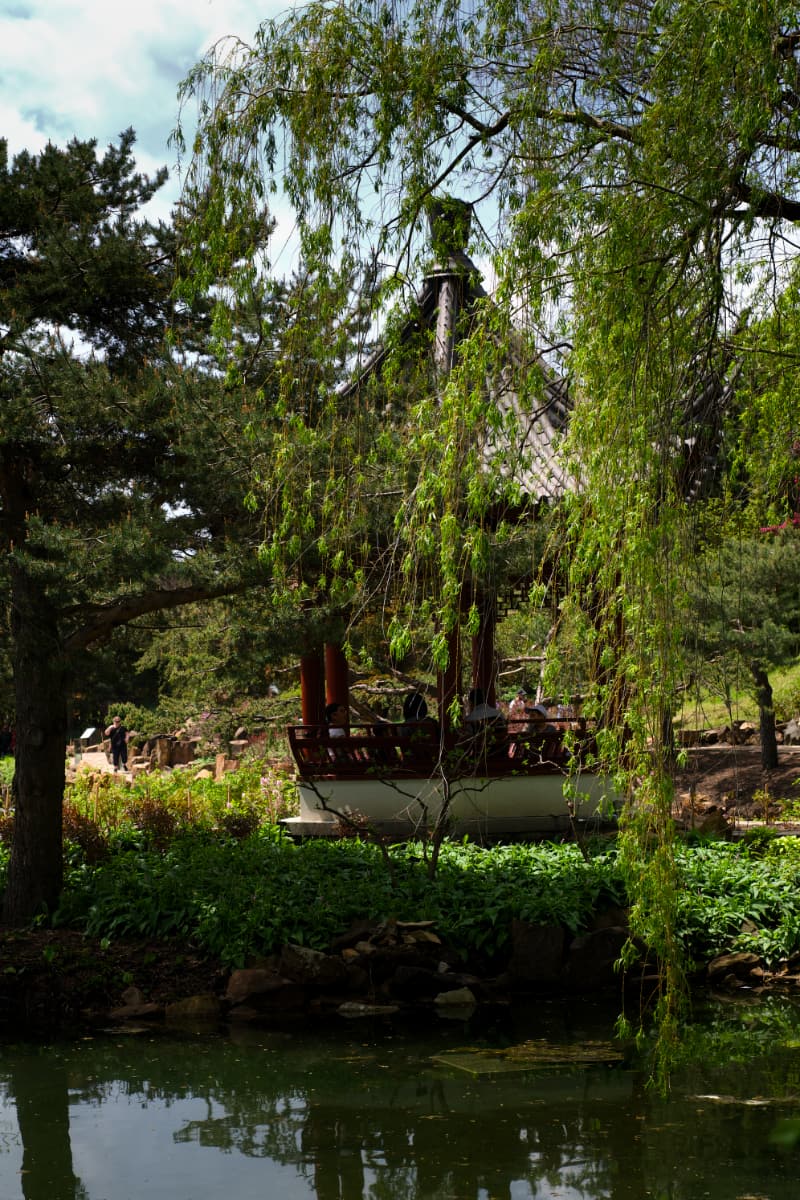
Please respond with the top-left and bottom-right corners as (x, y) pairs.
(288, 718), (593, 781)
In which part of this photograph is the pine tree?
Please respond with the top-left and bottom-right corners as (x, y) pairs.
(0, 131), (266, 923)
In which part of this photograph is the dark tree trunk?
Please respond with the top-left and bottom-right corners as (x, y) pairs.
(3, 563), (68, 926)
(660, 706), (677, 769)
(750, 660), (779, 771)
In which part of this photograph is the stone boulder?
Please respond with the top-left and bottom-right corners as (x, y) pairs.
(707, 951), (761, 984)
(389, 964), (466, 1001)
(508, 920), (565, 983)
(694, 807), (732, 838)
(165, 994), (221, 1023)
(434, 986), (476, 1008)
(279, 943), (349, 989)
(224, 966), (306, 1016)
(225, 966), (287, 1005)
(784, 718), (800, 745)
(560, 926), (629, 992)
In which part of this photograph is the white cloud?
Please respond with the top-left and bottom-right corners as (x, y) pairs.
(0, 2), (284, 172)
(0, 1), (294, 242)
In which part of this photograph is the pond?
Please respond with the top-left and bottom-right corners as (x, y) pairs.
(1, 994), (799, 1199)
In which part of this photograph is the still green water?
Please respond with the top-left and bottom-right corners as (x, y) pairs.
(1, 995), (799, 1200)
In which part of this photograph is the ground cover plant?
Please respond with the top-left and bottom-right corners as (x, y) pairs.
(3, 763), (800, 976)
(41, 835), (627, 968)
(674, 838), (800, 968)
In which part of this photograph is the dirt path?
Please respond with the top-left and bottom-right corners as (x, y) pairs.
(673, 743), (800, 825)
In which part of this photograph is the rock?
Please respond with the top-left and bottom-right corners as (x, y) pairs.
(154, 737), (173, 768)
(401, 929), (441, 945)
(590, 907), (630, 932)
(76, 750), (115, 774)
(120, 985), (145, 1007)
(329, 919), (380, 952)
(107, 1002), (163, 1021)
(225, 967), (290, 1005)
(561, 927), (629, 992)
(707, 952), (761, 981)
(165, 994), (220, 1022)
(226, 1004), (267, 1022)
(434, 987), (476, 1007)
(337, 1001), (400, 1018)
(509, 920), (565, 983)
(784, 718), (800, 745)
(279, 943), (348, 988)
(171, 740), (197, 766)
(390, 965), (453, 1001)
(695, 808), (732, 838)
(360, 943), (446, 986)
(344, 964), (371, 993)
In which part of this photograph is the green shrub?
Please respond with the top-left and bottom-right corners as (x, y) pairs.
(0, 757), (14, 789)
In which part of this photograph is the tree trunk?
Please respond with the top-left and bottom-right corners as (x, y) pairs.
(750, 660), (779, 771)
(3, 564), (68, 925)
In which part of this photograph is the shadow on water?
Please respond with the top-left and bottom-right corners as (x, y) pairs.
(1, 995), (799, 1199)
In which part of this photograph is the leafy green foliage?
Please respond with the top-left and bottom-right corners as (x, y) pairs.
(674, 839), (800, 967)
(42, 825), (800, 974)
(0, 757), (13, 789)
(53, 834), (622, 966)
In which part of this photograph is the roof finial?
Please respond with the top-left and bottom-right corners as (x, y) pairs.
(426, 195), (473, 258)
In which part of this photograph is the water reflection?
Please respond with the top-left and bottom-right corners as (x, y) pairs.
(1, 997), (799, 1199)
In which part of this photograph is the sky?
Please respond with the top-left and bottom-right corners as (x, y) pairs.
(0, 0), (289, 222)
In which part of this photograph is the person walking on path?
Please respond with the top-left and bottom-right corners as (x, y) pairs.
(105, 715), (129, 772)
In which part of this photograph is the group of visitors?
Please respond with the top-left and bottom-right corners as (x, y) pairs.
(508, 689), (551, 727)
(323, 686), (546, 741)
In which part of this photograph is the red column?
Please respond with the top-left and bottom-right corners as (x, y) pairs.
(299, 650), (325, 725)
(324, 643), (349, 710)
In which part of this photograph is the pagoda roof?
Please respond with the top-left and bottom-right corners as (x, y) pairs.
(338, 247), (574, 505)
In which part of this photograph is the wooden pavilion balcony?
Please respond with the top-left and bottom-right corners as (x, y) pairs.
(288, 717), (596, 782)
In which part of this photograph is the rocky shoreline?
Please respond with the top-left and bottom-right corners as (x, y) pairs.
(3, 910), (800, 1036)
